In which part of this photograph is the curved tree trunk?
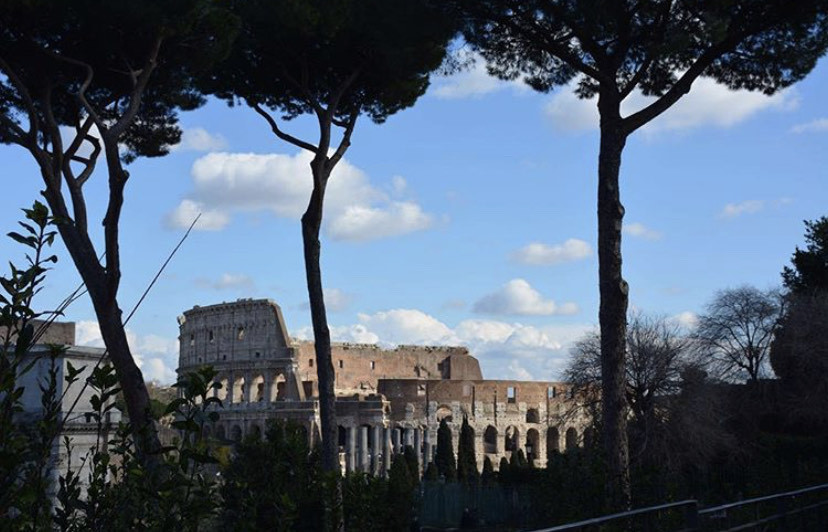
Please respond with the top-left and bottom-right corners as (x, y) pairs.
(41, 166), (161, 466)
(302, 156), (344, 531)
(597, 89), (631, 510)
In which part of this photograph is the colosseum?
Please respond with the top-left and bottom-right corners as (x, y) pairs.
(177, 298), (590, 474)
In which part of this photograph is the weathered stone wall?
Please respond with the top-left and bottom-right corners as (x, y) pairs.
(176, 298), (591, 476)
(0, 319), (76, 346)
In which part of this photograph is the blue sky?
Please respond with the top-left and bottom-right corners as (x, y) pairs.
(1, 56), (827, 384)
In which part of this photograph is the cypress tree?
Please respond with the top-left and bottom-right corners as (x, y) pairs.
(481, 456), (495, 485)
(456, 416), (479, 484)
(434, 418), (457, 482)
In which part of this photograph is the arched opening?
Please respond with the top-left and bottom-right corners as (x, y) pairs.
(250, 424), (262, 440)
(233, 376), (245, 404)
(231, 425), (243, 442)
(526, 408), (540, 424)
(484, 425), (498, 454)
(338, 426), (347, 451)
(565, 427), (578, 451)
(525, 428), (540, 464)
(217, 377), (229, 402)
(546, 427), (560, 459)
(270, 373), (286, 402)
(216, 425), (226, 441)
(435, 405), (453, 423)
(250, 374), (265, 402)
(505, 426), (520, 453)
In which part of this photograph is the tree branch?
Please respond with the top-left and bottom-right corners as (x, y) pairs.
(329, 108), (359, 168)
(252, 102), (319, 153)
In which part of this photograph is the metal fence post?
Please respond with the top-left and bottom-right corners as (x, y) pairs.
(684, 501), (700, 531)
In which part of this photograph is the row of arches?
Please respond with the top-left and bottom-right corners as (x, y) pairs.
(482, 425), (585, 460)
(197, 372), (289, 404)
(435, 405), (549, 426)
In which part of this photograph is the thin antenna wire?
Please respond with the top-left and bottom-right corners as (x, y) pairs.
(57, 213), (202, 432)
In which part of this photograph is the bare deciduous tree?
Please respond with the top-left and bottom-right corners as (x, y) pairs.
(693, 286), (782, 383)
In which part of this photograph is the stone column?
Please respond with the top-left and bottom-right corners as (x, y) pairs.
(372, 425), (383, 475)
(423, 428), (433, 466)
(358, 426), (369, 472)
(263, 371), (272, 404)
(345, 426), (356, 473)
(245, 371), (253, 404)
(383, 427), (393, 474)
(403, 427), (413, 451)
(413, 427), (422, 476)
(227, 372), (235, 404)
(391, 427), (400, 455)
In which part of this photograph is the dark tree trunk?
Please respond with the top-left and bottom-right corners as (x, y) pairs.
(302, 156), (344, 531)
(42, 183), (161, 465)
(597, 89), (631, 510)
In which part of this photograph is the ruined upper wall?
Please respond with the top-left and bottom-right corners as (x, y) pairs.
(178, 299), (292, 369)
(0, 319), (76, 346)
(294, 342), (482, 394)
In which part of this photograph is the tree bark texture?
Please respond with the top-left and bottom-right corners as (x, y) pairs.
(302, 157), (345, 531)
(40, 173), (161, 465)
(597, 90), (631, 510)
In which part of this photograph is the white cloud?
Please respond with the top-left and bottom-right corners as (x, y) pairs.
(624, 222), (663, 241)
(170, 127), (228, 152)
(167, 151), (436, 241)
(670, 311), (699, 330)
(544, 77), (798, 133)
(719, 200), (765, 218)
(357, 309), (456, 345)
(473, 279), (579, 316)
(300, 288), (352, 313)
(512, 239), (592, 265)
(196, 273), (254, 291)
(790, 118), (828, 134)
(75, 320), (178, 384)
(307, 310), (592, 380)
(165, 199), (230, 231)
(327, 202), (433, 241)
(431, 53), (528, 99)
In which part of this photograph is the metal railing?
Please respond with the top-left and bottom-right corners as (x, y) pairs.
(531, 482), (828, 532)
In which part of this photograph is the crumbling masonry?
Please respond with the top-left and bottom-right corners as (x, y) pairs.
(177, 299), (590, 474)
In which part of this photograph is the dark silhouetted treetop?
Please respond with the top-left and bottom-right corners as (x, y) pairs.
(203, 0), (456, 133)
(0, 0), (236, 162)
(458, 1), (828, 135)
(782, 217), (828, 295)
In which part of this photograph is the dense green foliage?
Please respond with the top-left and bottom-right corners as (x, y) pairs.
(456, 416), (479, 484)
(782, 217), (828, 295)
(434, 418), (457, 482)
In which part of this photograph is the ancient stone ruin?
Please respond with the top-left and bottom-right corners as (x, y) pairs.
(177, 298), (590, 474)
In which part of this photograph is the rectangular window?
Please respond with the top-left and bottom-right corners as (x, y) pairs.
(507, 386), (516, 403)
(370, 361), (376, 370)
(309, 358), (314, 367)
(548, 386), (557, 399)
(237, 327), (245, 340)
(208, 330), (214, 343)
(339, 360), (344, 369)
(189, 334), (195, 346)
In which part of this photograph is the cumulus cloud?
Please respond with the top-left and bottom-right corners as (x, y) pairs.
(473, 279), (579, 316)
(300, 288), (352, 313)
(790, 118), (828, 134)
(719, 200), (765, 218)
(196, 273), (254, 291)
(170, 127), (228, 152)
(301, 310), (592, 380)
(544, 76), (798, 133)
(431, 53), (528, 99)
(512, 239), (592, 265)
(167, 151), (436, 241)
(165, 199), (230, 231)
(76, 320), (178, 384)
(623, 222), (663, 241)
(670, 311), (699, 330)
